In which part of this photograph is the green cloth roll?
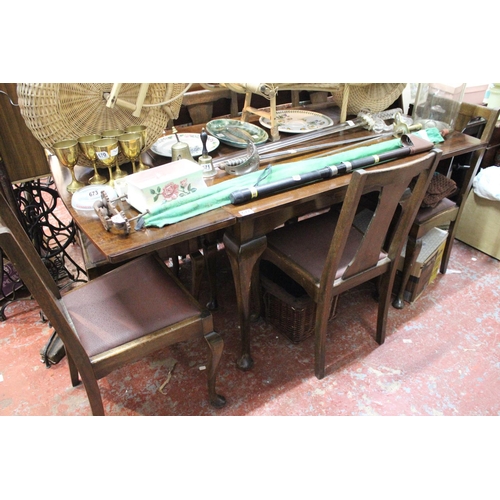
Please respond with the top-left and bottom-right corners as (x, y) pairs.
(143, 132), (439, 228)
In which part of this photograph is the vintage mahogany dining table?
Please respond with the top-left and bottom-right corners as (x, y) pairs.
(49, 105), (488, 371)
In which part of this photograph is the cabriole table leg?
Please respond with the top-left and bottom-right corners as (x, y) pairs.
(223, 232), (267, 371)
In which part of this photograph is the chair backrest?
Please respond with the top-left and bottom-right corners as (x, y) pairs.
(452, 103), (500, 206)
(0, 188), (87, 361)
(322, 149), (441, 290)
(453, 115), (487, 164)
(454, 101), (499, 141)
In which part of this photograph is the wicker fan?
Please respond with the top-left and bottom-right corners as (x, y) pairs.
(17, 83), (187, 167)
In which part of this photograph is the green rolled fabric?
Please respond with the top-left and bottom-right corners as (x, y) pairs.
(143, 131), (440, 228)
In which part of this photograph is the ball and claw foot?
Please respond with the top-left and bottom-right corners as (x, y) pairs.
(392, 297), (404, 309)
(211, 394), (227, 408)
(237, 353), (254, 371)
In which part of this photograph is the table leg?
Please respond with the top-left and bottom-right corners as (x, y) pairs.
(223, 231), (267, 371)
(202, 233), (220, 311)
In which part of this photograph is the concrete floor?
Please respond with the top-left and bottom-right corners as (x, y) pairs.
(1, 234), (499, 417)
(1, 207), (499, 499)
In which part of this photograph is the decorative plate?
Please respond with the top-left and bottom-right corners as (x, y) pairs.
(206, 119), (269, 148)
(151, 133), (219, 157)
(71, 184), (118, 212)
(259, 110), (334, 133)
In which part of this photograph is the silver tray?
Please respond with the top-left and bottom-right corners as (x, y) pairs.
(206, 119), (269, 148)
(259, 109), (334, 133)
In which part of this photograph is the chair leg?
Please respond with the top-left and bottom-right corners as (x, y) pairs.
(204, 331), (226, 408)
(250, 260), (261, 322)
(376, 271), (393, 344)
(439, 226), (456, 274)
(79, 372), (105, 416)
(202, 236), (219, 310)
(171, 255), (180, 276)
(314, 300), (333, 380)
(189, 250), (204, 300)
(66, 351), (80, 387)
(241, 92), (253, 123)
(392, 236), (422, 309)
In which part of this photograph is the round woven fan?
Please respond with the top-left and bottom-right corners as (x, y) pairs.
(17, 83), (187, 167)
(330, 83), (406, 115)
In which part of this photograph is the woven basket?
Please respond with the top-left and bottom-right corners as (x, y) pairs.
(330, 83), (406, 115)
(17, 83), (187, 167)
(261, 267), (338, 343)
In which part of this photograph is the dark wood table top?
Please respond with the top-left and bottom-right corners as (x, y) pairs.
(171, 112), (486, 233)
(49, 156), (236, 264)
(50, 103), (487, 263)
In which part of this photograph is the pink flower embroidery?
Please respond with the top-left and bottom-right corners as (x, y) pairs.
(161, 182), (179, 201)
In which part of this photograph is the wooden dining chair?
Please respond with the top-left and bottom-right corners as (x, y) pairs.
(260, 149), (441, 380)
(0, 189), (226, 415)
(392, 102), (500, 309)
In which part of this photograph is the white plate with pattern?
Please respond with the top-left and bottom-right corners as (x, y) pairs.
(151, 133), (220, 157)
(259, 109), (334, 133)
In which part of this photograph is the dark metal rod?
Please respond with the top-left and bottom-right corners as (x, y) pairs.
(259, 134), (384, 161)
(230, 147), (413, 205)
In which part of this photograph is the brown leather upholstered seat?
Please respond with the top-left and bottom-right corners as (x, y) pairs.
(0, 189), (226, 415)
(261, 150), (441, 379)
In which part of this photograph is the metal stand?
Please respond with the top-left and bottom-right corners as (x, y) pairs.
(14, 179), (87, 283)
(1, 177), (88, 320)
(0, 247), (24, 320)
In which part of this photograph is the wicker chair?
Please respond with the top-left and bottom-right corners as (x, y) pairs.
(205, 83), (406, 141)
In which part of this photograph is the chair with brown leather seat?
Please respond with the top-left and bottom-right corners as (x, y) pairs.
(0, 189), (226, 415)
(260, 149), (441, 380)
(392, 102), (500, 309)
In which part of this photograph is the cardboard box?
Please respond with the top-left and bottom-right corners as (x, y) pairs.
(394, 227), (448, 303)
(430, 83), (488, 105)
(463, 84), (489, 105)
(456, 190), (500, 260)
(124, 159), (206, 213)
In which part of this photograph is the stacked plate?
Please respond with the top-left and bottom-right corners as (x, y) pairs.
(206, 119), (269, 148)
(71, 185), (118, 214)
